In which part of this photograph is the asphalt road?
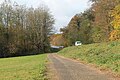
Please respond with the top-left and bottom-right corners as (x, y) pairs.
(48, 54), (117, 80)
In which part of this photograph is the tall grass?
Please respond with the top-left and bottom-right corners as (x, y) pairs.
(58, 41), (120, 75)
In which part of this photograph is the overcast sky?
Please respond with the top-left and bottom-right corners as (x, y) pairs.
(0, 0), (91, 32)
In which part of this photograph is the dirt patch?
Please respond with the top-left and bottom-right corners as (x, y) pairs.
(47, 57), (59, 80)
(47, 54), (119, 80)
(58, 54), (120, 79)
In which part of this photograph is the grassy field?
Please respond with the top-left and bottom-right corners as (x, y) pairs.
(0, 54), (48, 80)
(58, 41), (120, 75)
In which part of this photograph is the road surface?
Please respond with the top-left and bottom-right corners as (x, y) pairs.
(48, 54), (117, 80)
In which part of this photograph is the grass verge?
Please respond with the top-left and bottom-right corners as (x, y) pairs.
(58, 41), (120, 75)
(0, 54), (48, 80)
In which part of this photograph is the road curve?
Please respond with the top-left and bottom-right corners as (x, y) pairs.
(48, 54), (116, 80)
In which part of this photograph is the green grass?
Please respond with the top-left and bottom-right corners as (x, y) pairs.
(0, 54), (48, 80)
(58, 40), (120, 75)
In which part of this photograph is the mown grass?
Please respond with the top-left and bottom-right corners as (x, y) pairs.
(0, 54), (48, 80)
(58, 40), (120, 75)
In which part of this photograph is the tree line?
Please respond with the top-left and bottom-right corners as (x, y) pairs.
(0, 0), (54, 58)
(60, 0), (120, 46)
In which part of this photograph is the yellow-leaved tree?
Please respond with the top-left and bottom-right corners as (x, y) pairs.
(109, 3), (120, 40)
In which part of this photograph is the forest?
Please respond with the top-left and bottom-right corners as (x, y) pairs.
(0, 0), (120, 57)
(58, 0), (120, 46)
(0, 0), (54, 57)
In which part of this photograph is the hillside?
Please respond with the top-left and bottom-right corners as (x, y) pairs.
(58, 41), (120, 75)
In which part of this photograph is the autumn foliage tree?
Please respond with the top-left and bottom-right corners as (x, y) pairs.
(50, 34), (66, 46)
(60, 14), (81, 46)
(60, 10), (94, 46)
(90, 0), (118, 42)
(109, 1), (120, 40)
(0, 0), (54, 58)
(60, 0), (120, 46)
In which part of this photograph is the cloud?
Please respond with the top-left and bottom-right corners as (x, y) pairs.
(43, 0), (90, 32)
(0, 0), (4, 4)
(0, 0), (91, 32)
